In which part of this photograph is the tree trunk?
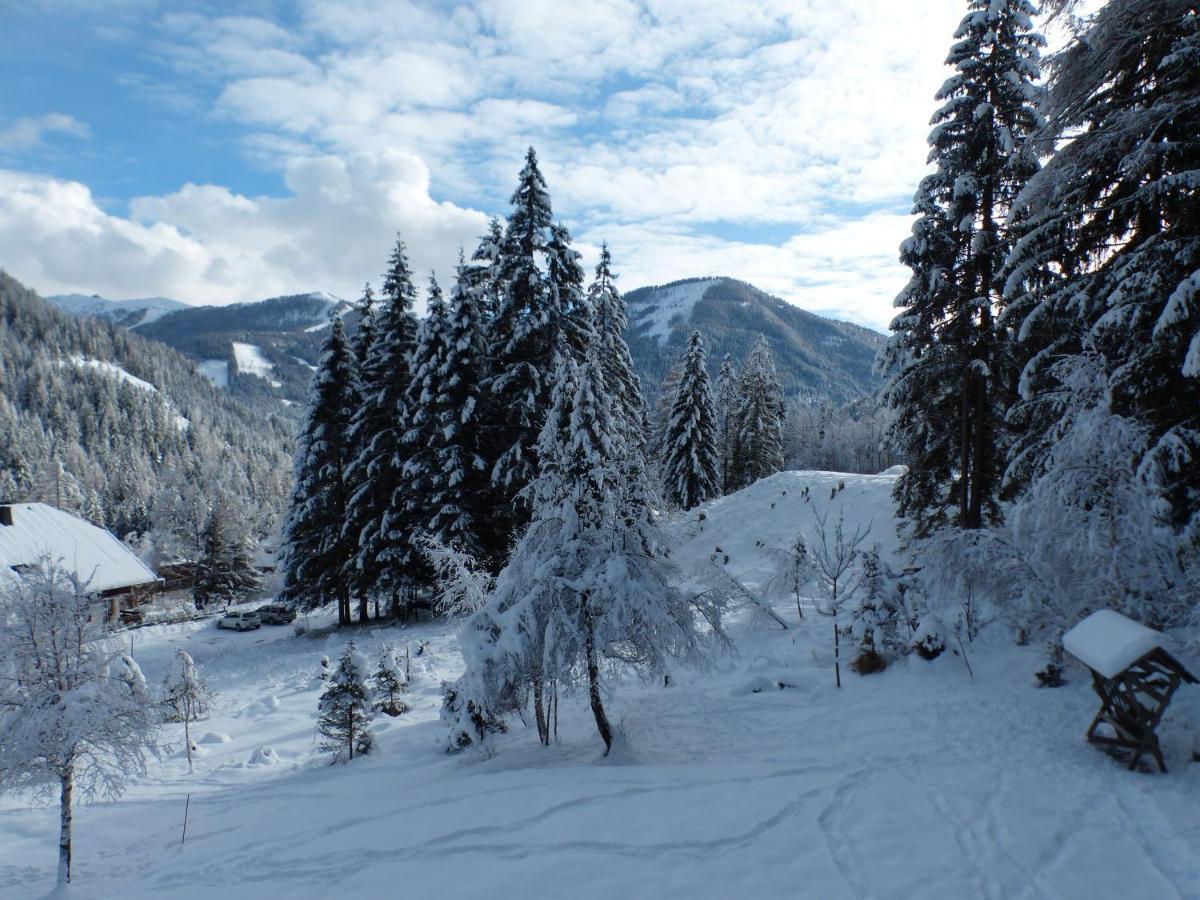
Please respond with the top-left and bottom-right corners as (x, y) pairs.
(58, 765), (73, 885)
(185, 712), (193, 775)
(833, 610), (842, 689)
(584, 607), (613, 754)
(533, 679), (549, 745)
(348, 712), (354, 762)
(357, 590), (368, 625)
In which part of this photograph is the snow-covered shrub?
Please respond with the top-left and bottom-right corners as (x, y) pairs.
(847, 547), (904, 670)
(317, 643), (374, 762)
(421, 534), (494, 619)
(912, 615), (946, 661)
(370, 644), (409, 717)
(1034, 628), (1066, 688)
(441, 680), (505, 752)
(161, 649), (213, 774)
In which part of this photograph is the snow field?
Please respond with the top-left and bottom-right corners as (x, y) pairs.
(231, 342), (281, 387)
(1, 470), (1198, 898)
(630, 280), (715, 343)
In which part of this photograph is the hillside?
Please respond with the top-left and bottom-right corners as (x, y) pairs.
(2, 469), (1196, 898)
(0, 270), (295, 559)
(625, 277), (884, 403)
(46, 293), (189, 329)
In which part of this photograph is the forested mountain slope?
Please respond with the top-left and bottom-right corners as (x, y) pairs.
(0, 270), (294, 562)
(625, 277), (883, 403)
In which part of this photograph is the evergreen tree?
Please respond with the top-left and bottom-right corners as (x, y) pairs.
(370, 644), (409, 717)
(450, 352), (724, 754)
(879, 0), (1044, 535)
(662, 330), (721, 510)
(482, 148), (590, 554)
(395, 275), (451, 591)
(715, 354), (739, 493)
(1002, 0), (1200, 537)
(317, 642), (374, 762)
(194, 497), (261, 608)
(728, 337), (786, 491)
(343, 236), (420, 616)
(469, 216), (505, 319)
(279, 317), (358, 625)
(353, 282), (376, 371)
(589, 243), (651, 451)
(425, 255), (492, 566)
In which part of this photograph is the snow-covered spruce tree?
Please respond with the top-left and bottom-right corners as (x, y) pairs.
(371, 644), (409, 717)
(450, 352), (724, 754)
(728, 337), (786, 492)
(420, 533), (495, 618)
(847, 547), (902, 673)
(194, 495), (261, 608)
(279, 316), (359, 625)
(662, 330), (721, 510)
(469, 216), (505, 319)
(353, 282), (376, 371)
(482, 149), (592, 556)
(317, 642), (374, 762)
(1002, 0), (1200, 541)
(393, 274), (452, 595)
(0, 559), (160, 885)
(715, 353), (739, 494)
(879, 0), (1044, 536)
(423, 258), (492, 567)
(162, 648), (212, 774)
(589, 244), (652, 453)
(343, 236), (420, 617)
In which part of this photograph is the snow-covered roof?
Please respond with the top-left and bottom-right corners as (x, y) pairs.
(1063, 610), (1163, 679)
(0, 503), (158, 594)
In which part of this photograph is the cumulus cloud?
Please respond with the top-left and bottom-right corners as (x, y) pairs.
(0, 151), (487, 307)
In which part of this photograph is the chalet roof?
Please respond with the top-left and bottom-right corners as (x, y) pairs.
(0, 502), (157, 594)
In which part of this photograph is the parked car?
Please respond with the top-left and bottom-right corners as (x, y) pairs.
(217, 610), (261, 631)
(256, 603), (297, 625)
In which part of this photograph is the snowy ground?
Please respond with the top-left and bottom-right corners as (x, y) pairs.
(2, 471), (1199, 899)
(231, 342), (281, 387)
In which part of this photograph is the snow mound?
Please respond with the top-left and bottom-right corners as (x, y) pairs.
(199, 732), (231, 745)
(247, 746), (280, 766)
(1063, 609), (1163, 679)
(879, 464), (908, 477)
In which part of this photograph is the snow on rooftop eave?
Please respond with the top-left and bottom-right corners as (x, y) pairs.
(0, 503), (157, 594)
(1062, 609), (1164, 679)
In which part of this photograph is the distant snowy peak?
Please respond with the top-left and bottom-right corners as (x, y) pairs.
(46, 293), (189, 329)
(623, 276), (884, 404)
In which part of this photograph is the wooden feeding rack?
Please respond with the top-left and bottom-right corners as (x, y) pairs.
(1063, 610), (1197, 773)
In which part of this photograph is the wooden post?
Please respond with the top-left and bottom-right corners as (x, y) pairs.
(181, 794), (191, 846)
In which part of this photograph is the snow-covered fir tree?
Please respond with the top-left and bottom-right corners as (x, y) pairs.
(343, 236), (420, 616)
(162, 648), (212, 774)
(1002, 0), (1200, 541)
(469, 216), (505, 319)
(370, 645), (408, 717)
(0, 559), (160, 885)
(715, 353), (739, 494)
(728, 337), (786, 492)
(589, 243), (651, 452)
(353, 282), (376, 370)
(662, 330), (721, 510)
(424, 255), (492, 566)
(394, 275), (452, 591)
(848, 547), (902, 669)
(450, 352), (724, 754)
(317, 642), (374, 762)
(482, 148), (591, 554)
(879, 0), (1044, 536)
(194, 496), (261, 608)
(279, 316), (359, 625)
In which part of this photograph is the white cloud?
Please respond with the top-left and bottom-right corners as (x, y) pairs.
(0, 152), (487, 307)
(0, 113), (90, 152)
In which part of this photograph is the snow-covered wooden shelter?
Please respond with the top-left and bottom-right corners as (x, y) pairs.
(0, 502), (160, 623)
(1063, 610), (1196, 773)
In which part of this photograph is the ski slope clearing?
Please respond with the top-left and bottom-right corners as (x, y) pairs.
(2, 470), (1199, 899)
(197, 359), (229, 388)
(231, 342), (281, 387)
(630, 279), (715, 343)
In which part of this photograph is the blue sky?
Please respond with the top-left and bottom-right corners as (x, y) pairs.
(0, 0), (988, 329)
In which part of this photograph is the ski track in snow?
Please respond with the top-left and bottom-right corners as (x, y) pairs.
(2, 470), (1199, 899)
